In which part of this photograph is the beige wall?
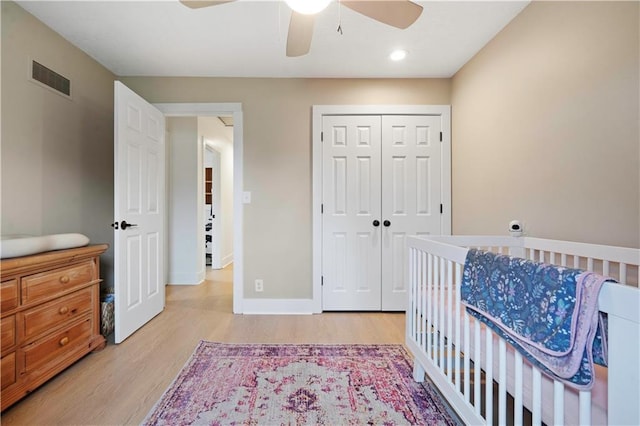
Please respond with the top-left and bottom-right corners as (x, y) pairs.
(166, 117), (202, 284)
(120, 78), (451, 298)
(451, 1), (640, 248)
(1, 2), (117, 286)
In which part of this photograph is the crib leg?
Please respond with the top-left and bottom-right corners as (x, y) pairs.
(413, 362), (426, 383)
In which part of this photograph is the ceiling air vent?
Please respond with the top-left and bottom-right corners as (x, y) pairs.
(31, 60), (71, 97)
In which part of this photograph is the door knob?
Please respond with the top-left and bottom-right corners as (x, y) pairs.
(383, 220), (391, 227)
(373, 220), (380, 227)
(120, 220), (138, 230)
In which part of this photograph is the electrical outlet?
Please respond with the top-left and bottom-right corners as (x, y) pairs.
(255, 279), (264, 292)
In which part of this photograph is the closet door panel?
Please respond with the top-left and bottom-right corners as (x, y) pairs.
(322, 115), (382, 310)
(381, 116), (442, 311)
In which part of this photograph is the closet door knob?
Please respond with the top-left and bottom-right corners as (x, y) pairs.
(373, 220), (380, 227)
(383, 220), (391, 227)
(120, 220), (138, 230)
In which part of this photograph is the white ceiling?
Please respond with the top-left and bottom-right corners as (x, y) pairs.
(16, 0), (530, 78)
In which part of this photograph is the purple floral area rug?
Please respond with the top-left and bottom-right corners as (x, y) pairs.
(143, 342), (458, 425)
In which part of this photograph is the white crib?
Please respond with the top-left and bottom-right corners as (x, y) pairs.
(406, 235), (640, 425)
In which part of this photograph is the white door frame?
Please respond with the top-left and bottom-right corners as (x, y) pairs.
(311, 105), (452, 313)
(155, 102), (244, 314)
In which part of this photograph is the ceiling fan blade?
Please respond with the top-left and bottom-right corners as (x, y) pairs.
(180, 0), (235, 9)
(341, 1), (423, 29)
(286, 12), (315, 57)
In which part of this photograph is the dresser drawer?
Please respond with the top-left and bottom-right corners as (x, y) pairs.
(21, 288), (93, 341)
(21, 262), (95, 305)
(1, 352), (16, 390)
(23, 317), (92, 374)
(1, 315), (16, 352)
(1, 280), (19, 312)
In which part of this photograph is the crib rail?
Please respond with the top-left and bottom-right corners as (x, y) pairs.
(406, 235), (640, 426)
(523, 237), (639, 287)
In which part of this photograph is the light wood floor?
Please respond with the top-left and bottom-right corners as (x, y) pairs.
(1, 265), (405, 425)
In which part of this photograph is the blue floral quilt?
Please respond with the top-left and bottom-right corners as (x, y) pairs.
(461, 249), (610, 390)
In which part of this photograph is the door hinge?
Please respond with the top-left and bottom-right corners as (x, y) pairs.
(321, 276), (324, 286)
(440, 204), (443, 214)
(321, 204), (324, 214)
(440, 132), (443, 142)
(321, 132), (324, 142)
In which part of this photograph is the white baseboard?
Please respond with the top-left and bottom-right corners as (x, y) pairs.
(221, 253), (233, 268)
(241, 298), (318, 315)
(168, 270), (205, 285)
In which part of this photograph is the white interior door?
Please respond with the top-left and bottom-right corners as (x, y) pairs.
(321, 114), (443, 311)
(380, 115), (442, 310)
(211, 147), (222, 269)
(114, 81), (165, 343)
(322, 115), (382, 310)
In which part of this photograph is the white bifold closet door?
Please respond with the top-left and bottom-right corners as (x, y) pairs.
(322, 115), (442, 311)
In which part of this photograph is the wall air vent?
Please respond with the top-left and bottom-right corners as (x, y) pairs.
(31, 60), (71, 97)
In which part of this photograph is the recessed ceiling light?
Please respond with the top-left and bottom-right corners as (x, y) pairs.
(390, 49), (408, 62)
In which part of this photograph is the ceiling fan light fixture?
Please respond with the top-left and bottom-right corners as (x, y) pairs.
(390, 49), (408, 61)
(285, 0), (331, 15)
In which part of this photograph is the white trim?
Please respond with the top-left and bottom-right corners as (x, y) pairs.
(221, 254), (234, 268)
(242, 298), (315, 315)
(312, 105), (452, 313)
(154, 102), (244, 314)
(168, 270), (205, 286)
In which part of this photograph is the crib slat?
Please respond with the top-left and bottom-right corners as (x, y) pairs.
(410, 249), (416, 342)
(439, 257), (446, 372)
(485, 331), (493, 426)
(425, 253), (434, 360)
(416, 250), (421, 344)
(463, 311), (471, 403)
(454, 262), (462, 391)
(498, 339), (507, 426)
(446, 260), (454, 380)
(416, 252), (430, 352)
(579, 390), (591, 425)
(417, 250), (423, 350)
(554, 381), (564, 425)
(474, 320), (481, 417)
(532, 369), (542, 426)
(620, 262), (627, 283)
(514, 352), (524, 426)
(434, 255), (440, 362)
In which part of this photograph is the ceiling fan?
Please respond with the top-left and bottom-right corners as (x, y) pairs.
(180, 0), (423, 57)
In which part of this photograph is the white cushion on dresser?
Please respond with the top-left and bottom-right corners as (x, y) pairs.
(0, 234), (90, 259)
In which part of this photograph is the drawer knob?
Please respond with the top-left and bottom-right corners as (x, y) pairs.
(59, 306), (69, 315)
(59, 336), (69, 347)
(59, 276), (70, 284)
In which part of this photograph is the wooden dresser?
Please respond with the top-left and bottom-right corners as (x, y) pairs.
(0, 244), (108, 411)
